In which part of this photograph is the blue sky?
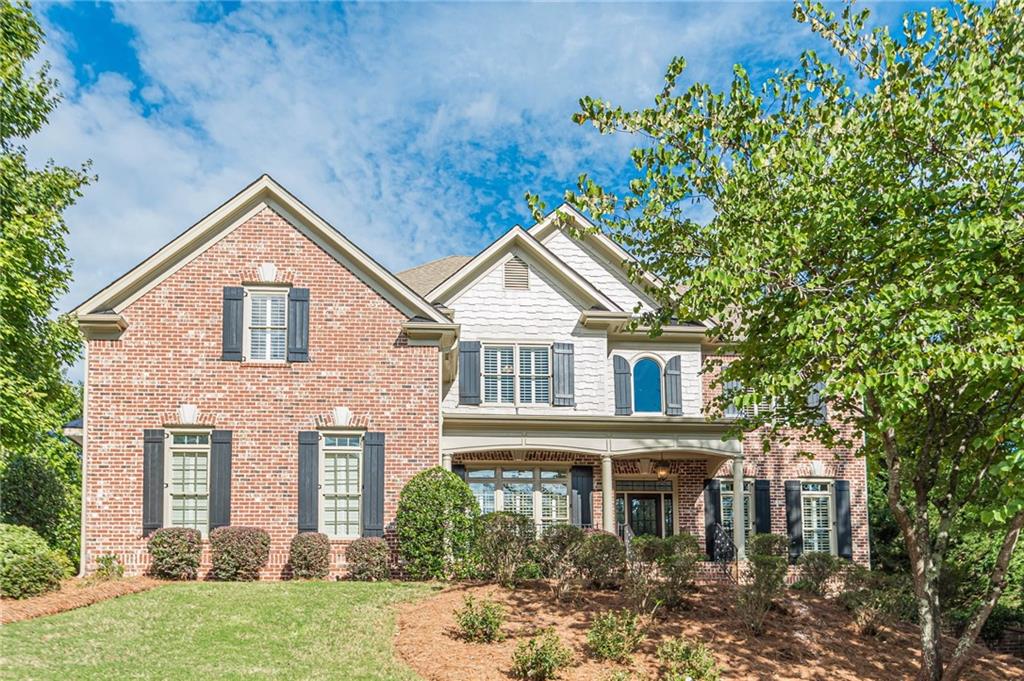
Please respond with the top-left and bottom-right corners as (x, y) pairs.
(32, 1), (931, 329)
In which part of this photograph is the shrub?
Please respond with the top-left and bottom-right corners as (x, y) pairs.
(346, 537), (390, 581)
(623, 535), (664, 614)
(510, 628), (573, 680)
(838, 566), (917, 635)
(209, 526), (270, 581)
(147, 527), (202, 580)
(657, 533), (702, 607)
(93, 554), (125, 581)
(657, 637), (722, 681)
(455, 594), (506, 642)
(289, 532), (330, 579)
(396, 467), (479, 580)
(0, 524), (67, 599)
(736, 534), (789, 635)
(475, 512), (535, 587)
(586, 610), (645, 662)
(578, 530), (625, 590)
(536, 524), (586, 599)
(796, 552), (842, 596)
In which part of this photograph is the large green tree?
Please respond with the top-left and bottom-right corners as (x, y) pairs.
(0, 0), (90, 452)
(532, 2), (1024, 679)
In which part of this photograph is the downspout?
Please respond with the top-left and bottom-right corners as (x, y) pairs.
(77, 342), (89, 577)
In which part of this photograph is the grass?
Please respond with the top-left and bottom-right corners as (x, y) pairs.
(1, 580), (433, 680)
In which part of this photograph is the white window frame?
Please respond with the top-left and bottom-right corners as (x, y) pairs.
(481, 343), (551, 406)
(613, 476), (677, 538)
(800, 479), (837, 555)
(164, 429), (212, 536)
(243, 285), (289, 363)
(630, 355), (665, 414)
(465, 465), (570, 531)
(319, 432), (363, 539)
(719, 479), (755, 543)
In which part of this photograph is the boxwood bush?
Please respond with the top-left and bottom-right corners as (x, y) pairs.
(210, 526), (270, 581)
(578, 530), (625, 589)
(0, 524), (65, 599)
(396, 467), (479, 580)
(289, 532), (330, 579)
(345, 537), (390, 581)
(147, 527), (202, 580)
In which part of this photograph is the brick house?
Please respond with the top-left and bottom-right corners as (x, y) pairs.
(70, 175), (868, 578)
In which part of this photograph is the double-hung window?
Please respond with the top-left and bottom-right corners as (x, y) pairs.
(321, 434), (362, 538)
(466, 467), (569, 531)
(801, 481), (835, 554)
(482, 344), (550, 405)
(720, 479), (754, 543)
(245, 287), (288, 362)
(166, 432), (210, 535)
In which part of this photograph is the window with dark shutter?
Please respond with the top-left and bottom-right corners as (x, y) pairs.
(570, 466), (593, 527)
(458, 341), (482, 405)
(664, 355), (683, 416)
(785, 480), (803, 563)
(552, 342), (575, 407)
(143, 429), (165, 536)
(297, 431), (319, 532)
(835, 480), (853, 560)
(613, 355), (632, 415)
(362, 432), (385, 538)
(209, 430), (232, 531)
(287, 288), (310, 362)
(222, 287), (244, 361)
(754, 479), (771, 534)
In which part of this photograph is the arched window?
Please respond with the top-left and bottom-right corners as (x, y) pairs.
(632, 358), (662, 413)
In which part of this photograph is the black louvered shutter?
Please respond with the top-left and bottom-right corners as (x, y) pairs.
(807, 381), (827, 424)
(754, 479), (771, 534)
(613, 355), (632, 415)
(665, 355), (683, 416)
(703, 479), (722, 559)
(298, 431), (319, 532)
(785, 480), (803, 563)
(451, 464), (467, 481)
(362, 432), (385, 537)
(552, 342), (575, 407)
(570, 466), (593, 528)
(143, 429), (165, 536)
(287, 288), (310, 362)
(222, 287), (244, 361)
(458, 341), (481, 405)
(209, 430), (232, 531)
(835, 480), (853, 560)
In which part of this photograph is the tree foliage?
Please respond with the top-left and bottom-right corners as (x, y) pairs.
(531, 2), (1024, 679)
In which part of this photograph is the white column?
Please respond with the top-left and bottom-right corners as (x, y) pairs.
(601, 454), (614, 532)
(732, 455), (746, 560)
(441, 451), (452, 471)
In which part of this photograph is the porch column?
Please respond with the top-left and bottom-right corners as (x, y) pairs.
(601, 454), (614, 532)
(732, 455), (746, 559)
(441, 451), (452, 471)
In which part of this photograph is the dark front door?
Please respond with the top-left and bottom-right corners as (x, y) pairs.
(629, 494), (662, 537)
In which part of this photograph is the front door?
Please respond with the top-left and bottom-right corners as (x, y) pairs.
(628, 493), (661, 537)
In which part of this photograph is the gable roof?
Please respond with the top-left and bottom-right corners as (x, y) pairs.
(397, 255), (473, 295)
(72, 174), (449, 324)
(426, 225), (622, 312)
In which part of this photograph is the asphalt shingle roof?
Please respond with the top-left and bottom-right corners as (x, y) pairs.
(396, 255), (472, 296)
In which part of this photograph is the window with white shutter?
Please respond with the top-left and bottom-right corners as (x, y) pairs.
(801, 481), (835, 554)
(483, 346), (515, 404)
(518, 346), (550, 404)
(482, 344), (550, 405)
(720, 479), (755, 543)
(244, 287), (288, 362)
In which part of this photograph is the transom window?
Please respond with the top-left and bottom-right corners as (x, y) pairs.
(166, 431), (210, 534)
(720, 479), (755, 543)
(245, 287), (287, 362)
(801, 481), (835, 554)
(321, 433), (362, 538)
(632, 357), (663, 413)
(483, 345), (551, 405)
(466, 467), (569, 530)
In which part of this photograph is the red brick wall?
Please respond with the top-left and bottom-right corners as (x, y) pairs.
(83, 207), (439, 578)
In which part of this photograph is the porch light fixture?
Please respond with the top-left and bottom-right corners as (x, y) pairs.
(653, 460), (671, 480)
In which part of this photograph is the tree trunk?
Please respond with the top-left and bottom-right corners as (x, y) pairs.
(915, 570), (944, 681)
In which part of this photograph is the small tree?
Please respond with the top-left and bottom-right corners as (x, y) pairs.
(396, 467), (479, 580)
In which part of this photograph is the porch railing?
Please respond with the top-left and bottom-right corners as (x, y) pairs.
(710, 522), (739, 583)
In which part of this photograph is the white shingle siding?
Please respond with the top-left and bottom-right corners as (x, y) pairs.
(543, 230), (654, 313)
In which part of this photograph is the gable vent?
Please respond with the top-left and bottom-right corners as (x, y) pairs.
(503, 255), (529, 290)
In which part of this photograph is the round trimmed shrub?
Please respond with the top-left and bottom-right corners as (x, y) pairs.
(210, 526), (270, 581)
(147, 527), (202, 580)
(0, 524), (65, 599)
(289, 532), (330, 579)
(474, 512), (535, 587)
(396, 467), (479, 580)
(346, 537), (390, 581)
(578, 530), (625, 589)
(658, 533), (703, 606)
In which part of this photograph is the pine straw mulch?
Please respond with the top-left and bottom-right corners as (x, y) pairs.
(395, 581), (1024, 681)
(1, 577), (162, 624)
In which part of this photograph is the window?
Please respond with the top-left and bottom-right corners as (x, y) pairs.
(503, 255), (529, 290)
(632, 358), (662, 413)
(801, 481), (834, 554)
(720, 479), (754, 543)
(321, 434), (362, 538)
(483, 344), (550, 405)
(245, 287), (287, 362)
(466, 467), (569, 531)
(723, 380), (773, 419)
(166, 432), (210, 534)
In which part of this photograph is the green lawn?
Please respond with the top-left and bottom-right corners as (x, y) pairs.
(1, 581), (433, 681)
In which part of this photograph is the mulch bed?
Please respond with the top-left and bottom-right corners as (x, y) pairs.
(1, 577), (162, 624)
(395, 582), (1024, 680)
